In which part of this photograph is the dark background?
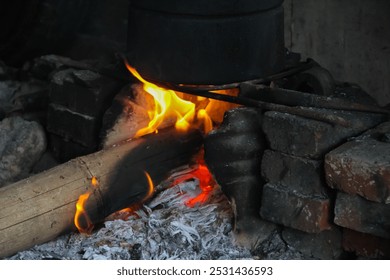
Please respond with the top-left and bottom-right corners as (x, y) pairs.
(1, 0), (389, 105)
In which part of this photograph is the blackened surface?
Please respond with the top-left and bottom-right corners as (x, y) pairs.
(131, 0), (284, 15)
(127, 4), (284, 84)
(204, 107), (274, 247)
(85, 128), (203, 225)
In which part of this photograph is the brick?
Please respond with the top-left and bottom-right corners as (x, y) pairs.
(343, 229), (390, 259)
(342, 228), (390, 259)
(262, 110), (385, 159)
(261, 149), (327, 196)
(282, 226), (343, 259)
(334, 192), (390, 239)
(46, 104), (99, 147)
(260, 183), (331, 233)
(325, 138), (390, 204)
(50, 69), (122, 117)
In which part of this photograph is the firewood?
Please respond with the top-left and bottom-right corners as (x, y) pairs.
(100, 84), (174, 148)
(0, 128), (203, 258)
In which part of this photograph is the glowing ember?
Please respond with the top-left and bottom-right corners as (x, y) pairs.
(73, 62), (235, 233)
(173, 163), (214, 207)
(74, 176), (99, 234)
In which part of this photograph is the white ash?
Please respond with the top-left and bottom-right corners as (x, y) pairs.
(9, 172), (306, 260)
(9, 180), (253, 260)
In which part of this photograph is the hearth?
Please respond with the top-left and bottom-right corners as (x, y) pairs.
(1, 0), (390, 260)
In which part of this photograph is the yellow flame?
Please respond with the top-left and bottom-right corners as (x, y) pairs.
(197, 109), (213, 134)
(74, 176), (99, 234)
(125, 63), (195, 137)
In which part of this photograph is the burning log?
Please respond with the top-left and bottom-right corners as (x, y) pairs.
(0, 128), (203, 259)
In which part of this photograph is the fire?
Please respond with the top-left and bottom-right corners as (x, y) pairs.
(73, 63), (236, 233)
(74, 176), (99, 234)
(143, 171), (155, 200)
(125, 62), (216, 137)
(173, 163), (215, 207)
(74, 172), (155, 233)
(126, 63), (195, 137)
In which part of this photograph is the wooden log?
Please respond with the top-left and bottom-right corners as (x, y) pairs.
(0, 128), (203, 258)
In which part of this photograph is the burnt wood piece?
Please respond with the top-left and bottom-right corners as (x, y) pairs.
(204, 107), (277, 248)
(100, 84), (156, 149)
(0, 128), (203, 259)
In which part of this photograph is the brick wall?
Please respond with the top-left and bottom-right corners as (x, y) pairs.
(259, 109), (390, 259)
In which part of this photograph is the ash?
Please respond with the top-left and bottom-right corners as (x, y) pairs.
(10, 180), (253, 260)
(9, 174), (306, 260)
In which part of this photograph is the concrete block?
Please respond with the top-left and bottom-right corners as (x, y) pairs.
(260, 183), (331, 233)
(262, 109), (385, 159)
(325, 137), (390, 204)
(261, 149), (327, 196)
(334, 192), (390, 239)
(282, 226), (343, 259)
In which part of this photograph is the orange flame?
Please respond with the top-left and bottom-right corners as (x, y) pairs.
(173, 163), (214, 207)
(73, 63), (236, 232)
(74, 176), (99, 234)
(143, 171), (155, 201)
(125, 63), (196, 137)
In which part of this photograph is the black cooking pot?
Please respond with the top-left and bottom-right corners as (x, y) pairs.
(127, 0), (285, 85)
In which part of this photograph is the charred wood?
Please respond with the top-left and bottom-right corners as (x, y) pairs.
(0, 128), (203, 258)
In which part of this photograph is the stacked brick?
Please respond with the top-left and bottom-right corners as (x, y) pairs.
(324, 121), (390, 258)
(259, 108), (387, 259)
(45, 58), (124, 162)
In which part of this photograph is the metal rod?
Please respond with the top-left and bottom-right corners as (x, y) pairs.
(239, 85), (390, 115)
(156, 59), (317, 92)
(164, 86), (351, 127)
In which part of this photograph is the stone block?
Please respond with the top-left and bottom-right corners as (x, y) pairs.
(0, 117), (46, 187)
(262, 109), (385, 159)
(325, 133), (390, 204)
(261, 149), (327, 196)
(50, 69), (122, 117)
(46, 103), (99, 148)
(334, 192), (390, 239)
(260, 183), (331, 233)
(342, 228), (390, 259)
(282, 226), (343, 259)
